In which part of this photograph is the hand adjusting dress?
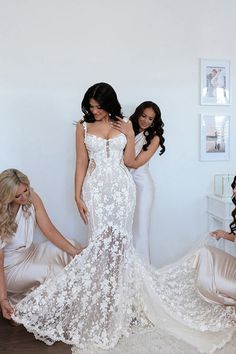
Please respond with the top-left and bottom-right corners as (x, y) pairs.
(1, 205), (74, 306)
(13, 124), (236, 354)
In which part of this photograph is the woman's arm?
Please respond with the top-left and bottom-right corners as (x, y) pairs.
(210, 230), (235, 242)
(75, 123), (89, 224)
(127, 136), (160, 169)
(31, 192), (83, 256)
(112, 118), (160, 168)
(0, 250), (14, 319)
(111, 117), (136, 166)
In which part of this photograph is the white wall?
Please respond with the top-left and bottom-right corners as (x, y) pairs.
(0, 0), (235, 267)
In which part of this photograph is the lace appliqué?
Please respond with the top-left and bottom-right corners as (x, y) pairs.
(13, 132), (236, 354)
(106, 141), (110, 158)
(87, 159), (96, 176)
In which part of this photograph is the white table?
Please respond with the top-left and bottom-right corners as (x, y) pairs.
(207, 194), (234, 231)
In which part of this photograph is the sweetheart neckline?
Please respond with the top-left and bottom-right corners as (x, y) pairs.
(86, 133), (124, 141)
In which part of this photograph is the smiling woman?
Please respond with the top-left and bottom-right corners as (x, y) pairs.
(112, 101), (165, 263)
(129, 101), (165, 263)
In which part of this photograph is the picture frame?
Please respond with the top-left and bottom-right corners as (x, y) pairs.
(200, 59), (230, 105)
(200, 114), (230, 161)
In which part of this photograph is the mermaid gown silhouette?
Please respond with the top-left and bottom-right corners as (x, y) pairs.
(13, 127), (236, 353)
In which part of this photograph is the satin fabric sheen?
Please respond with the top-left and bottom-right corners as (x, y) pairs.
(12, 131), (236, 354)
(130, 132), (154, 263)
(195, 244), (236, 306)
(1, 205), (74, 305)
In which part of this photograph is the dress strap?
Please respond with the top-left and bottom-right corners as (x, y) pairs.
(82, 121), (87, 135)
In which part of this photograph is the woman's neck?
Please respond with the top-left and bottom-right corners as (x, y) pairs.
(96, 116), (110, 124)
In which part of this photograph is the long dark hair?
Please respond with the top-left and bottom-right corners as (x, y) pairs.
(229, 175), (236, 234)
(130, 101), (165, 155)
(81, 82), (123, 123)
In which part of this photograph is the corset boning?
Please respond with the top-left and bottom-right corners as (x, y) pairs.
(85, 134), (127, 168)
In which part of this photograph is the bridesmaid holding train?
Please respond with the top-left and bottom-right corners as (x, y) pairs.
(195, 175), (236, 307)
(0, 168), (82, 321)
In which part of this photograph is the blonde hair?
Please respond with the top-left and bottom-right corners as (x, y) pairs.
(0, 169), (31, 243)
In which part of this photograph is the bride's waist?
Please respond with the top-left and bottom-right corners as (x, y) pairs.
(86, 161), (131, 178)
(88, 158), (126, 167)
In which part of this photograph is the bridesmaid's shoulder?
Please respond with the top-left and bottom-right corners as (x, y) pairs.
(30, 190), (43, 209)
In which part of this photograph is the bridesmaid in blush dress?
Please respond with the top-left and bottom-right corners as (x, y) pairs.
(0, 169), (82, 321)
(195, 175), (236, 308)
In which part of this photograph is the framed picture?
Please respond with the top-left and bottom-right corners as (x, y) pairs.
(200, 114), (230, 161)
(200, 59), (230, 105)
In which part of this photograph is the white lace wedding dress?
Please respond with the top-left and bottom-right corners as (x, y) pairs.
(13, 127), (236, 354)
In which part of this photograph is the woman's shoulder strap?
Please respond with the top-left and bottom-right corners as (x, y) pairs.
(82, 121), (87, 134)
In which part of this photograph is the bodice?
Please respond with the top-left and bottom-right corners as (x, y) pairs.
(82, 130), (135, 238)
(84, 133), (127, 167)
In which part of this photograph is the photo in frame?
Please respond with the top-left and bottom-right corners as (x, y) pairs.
(200, 59), (230, 105)
(200, 114), (230, 161)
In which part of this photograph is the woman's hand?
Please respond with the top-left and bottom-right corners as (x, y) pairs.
(71, 244), (85, 257)
(210, 229), (229, 240)
(76, 198), (88, 224)
(111, 117), (135, 139)
(0, 299), (14, 320)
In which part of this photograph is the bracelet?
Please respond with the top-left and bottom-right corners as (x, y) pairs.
(0, 298), (9, 304)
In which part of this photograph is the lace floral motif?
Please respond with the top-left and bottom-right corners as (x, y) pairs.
(87, 158), (96, 176)
(149, 256), (236, 330)
(13, 129), (236, 353)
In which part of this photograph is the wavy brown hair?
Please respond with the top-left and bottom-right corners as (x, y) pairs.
(81, 82), (123, 123)
(229, 176), (236, 234)
(130, 101), (165, 155)
(0, 169), (31, 243)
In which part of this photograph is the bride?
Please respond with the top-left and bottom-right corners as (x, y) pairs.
(12, 82), (236, 354)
